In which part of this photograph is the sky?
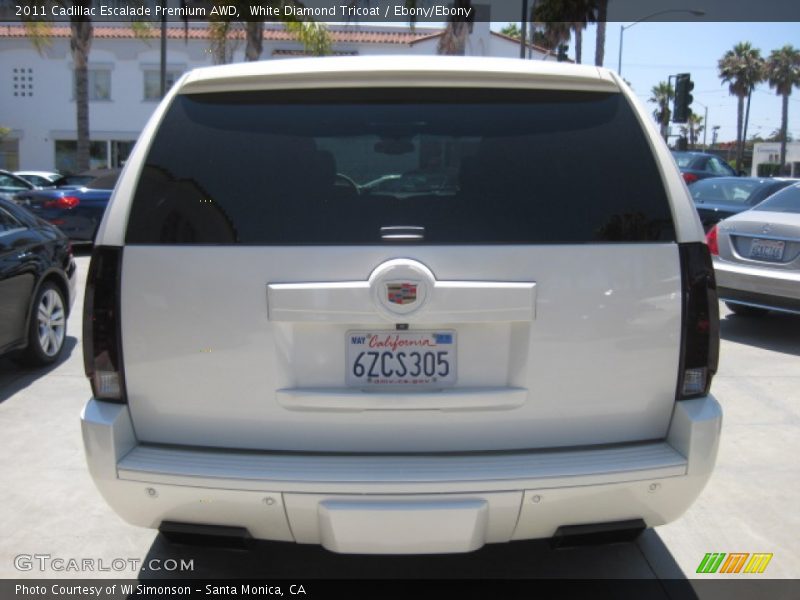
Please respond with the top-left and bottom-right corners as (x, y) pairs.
(526, 21), (799, 146)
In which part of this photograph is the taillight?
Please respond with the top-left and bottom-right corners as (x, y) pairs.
(682, 172), (699, 185)
(44, 195), (80, 209)
(706, 225), (719, 256)
(676, 243), (719, 400)
(83, 246), (127, 403)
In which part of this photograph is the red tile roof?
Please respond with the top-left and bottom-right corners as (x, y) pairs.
(489, 30), (555, 56)
(0, 23), (443, 45)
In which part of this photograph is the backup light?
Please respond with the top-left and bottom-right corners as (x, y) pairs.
(93, 370), (122, 399)
(682, 368), (708, 396)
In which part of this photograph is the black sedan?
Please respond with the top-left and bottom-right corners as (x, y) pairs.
(13, 170), (120, 243)
(672, 151), (739, 185)
(690, 176), (798, 231)
(0, 197), (76, 365)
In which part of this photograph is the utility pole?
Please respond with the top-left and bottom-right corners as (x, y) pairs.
(160, 0), (167, 98)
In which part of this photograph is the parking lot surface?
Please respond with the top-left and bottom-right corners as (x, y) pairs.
(1, 255), (798, 587)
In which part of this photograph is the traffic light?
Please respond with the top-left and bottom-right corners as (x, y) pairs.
(673, 73), (694, 123)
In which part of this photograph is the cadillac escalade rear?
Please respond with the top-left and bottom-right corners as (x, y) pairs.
(81, 56), (721, 554)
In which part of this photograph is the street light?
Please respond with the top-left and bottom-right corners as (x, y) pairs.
(617, 9), (705, 75)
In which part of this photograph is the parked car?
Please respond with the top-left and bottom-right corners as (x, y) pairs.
(690, 176), (797, 231)
(14, 171), (62, 187)
(13, 170), (120, 243)
(81, 57), (721, 554)
(0, 169), (37, 202)
(0, 196), (76, 365)
(709, 182), (800, 316)
(672, 151), (739, 185)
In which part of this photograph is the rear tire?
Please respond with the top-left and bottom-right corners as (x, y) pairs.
(725, 302), (769, 317)
(20, 282), (67, 366)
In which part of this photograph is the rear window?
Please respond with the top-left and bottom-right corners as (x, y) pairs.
(753, 184), (800, 213)
(126, 88), (675, 245)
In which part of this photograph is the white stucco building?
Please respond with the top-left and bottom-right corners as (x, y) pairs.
(0, 19), (553, 171)
(751, 142), (800, 177)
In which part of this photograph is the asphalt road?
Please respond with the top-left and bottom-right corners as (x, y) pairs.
(1, 254), (798, 591)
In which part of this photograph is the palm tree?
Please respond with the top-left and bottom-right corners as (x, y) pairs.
(765, 45), (800, 171)
(648, 81), (674, 142)
(680, 112), (705, 149)
(23, 5), (93, 171)
(437, 0), (472, 55)
(208, 11), (332, 64)
(534, 0), (597, 64)
(718, 42), (766, 172)
(595, 0), (607, 66)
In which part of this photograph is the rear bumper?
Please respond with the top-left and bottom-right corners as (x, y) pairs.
(714, 257), (800, 314)
(81, 396), (722, 554)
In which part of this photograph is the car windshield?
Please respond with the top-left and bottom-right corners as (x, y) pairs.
(753, 185), (800, 213)
(690, 179), (761, 204)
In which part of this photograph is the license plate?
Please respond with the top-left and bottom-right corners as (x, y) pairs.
(750, 238), (785, 261)
(346, 330), (457, 388)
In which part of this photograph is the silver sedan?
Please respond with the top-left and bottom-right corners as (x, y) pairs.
(709, 182), (800, 316)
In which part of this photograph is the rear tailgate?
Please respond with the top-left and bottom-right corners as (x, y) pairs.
(121, 244), (680, 452)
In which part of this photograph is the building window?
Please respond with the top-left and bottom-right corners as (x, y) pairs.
(12, 67), (34, 97)
(55, 139), (135, 172)
(0, 138), (20, 170)
(73, 69), (111, 101)
(143, 69), (182, 101)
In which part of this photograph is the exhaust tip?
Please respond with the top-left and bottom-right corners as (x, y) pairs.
(159, 521), (253, 550)
(550, 519), (646, 549)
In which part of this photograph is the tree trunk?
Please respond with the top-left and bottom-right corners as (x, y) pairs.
(70, 15), (92, 173)
(574, 27), (582, 64)
(437, 0), (471, 55)
(780, 93), (789, 170)
(735, 95), (744, 172)
(594, 0), (607, 66)
(438, 22), (469, 55)
(245, 21), (264, 62)
(742, 89), (753, 171)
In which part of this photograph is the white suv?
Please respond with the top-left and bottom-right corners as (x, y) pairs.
(81, 56), (721, 554)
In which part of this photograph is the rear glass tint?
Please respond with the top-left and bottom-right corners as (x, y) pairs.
(126, 88), (675, 244)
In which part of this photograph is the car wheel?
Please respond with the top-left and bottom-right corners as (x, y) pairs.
(21, 282), (67, 366)
(725, 302), (769, 317)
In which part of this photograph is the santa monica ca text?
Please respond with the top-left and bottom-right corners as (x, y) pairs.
(16, 584), (307, 596)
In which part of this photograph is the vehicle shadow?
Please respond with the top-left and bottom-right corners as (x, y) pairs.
(719, 311), (800, 356)
(0, 336), (78, 403)
(137, 528), (694, 594)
